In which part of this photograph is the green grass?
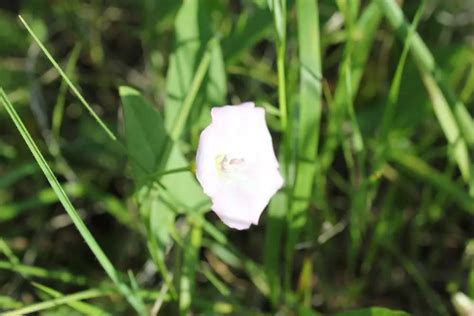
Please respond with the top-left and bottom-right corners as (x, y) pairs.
(17, 15), (117, 142)
(0, 89), (147, 315)
(0, 0), (473, 315)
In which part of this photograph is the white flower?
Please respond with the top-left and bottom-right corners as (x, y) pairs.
(196, 102), (284, 230)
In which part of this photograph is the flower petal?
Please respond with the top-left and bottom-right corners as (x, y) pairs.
(196, 102), (284, 230)
(196, 128), (220, 196)
(210, 163), (283, 230)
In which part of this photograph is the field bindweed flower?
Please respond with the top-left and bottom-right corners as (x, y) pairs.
(196, 102), (284, 230)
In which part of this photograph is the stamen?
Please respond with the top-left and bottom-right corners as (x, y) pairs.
(215, 154), (245, 174)
(229, 158), (244, 165)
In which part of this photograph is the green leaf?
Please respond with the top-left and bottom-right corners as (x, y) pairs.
(165, 0), (226, 137)
(120, 84), (207, 209)
(0, 260), (88, 285)
(120, 85), (168, 184)
(139, 145), (208, 274)
(161, 144), (208, 209)
(120, 84), (208, 307)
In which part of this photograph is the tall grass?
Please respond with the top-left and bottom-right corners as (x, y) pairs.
(0, 0), (473, 315)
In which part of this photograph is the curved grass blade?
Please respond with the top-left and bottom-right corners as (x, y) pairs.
(374, 0), (474, 145)
(18, 15), (116, 141)
(374, 0), (473, 186)
(0, 88), (147, 315)
(390, 151), (474, 213)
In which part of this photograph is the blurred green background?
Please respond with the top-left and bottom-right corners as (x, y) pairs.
(0, 0), (473, 315)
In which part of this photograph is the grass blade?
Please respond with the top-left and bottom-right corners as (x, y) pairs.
(2, 289), (108, 316)
(390, 151), (473, 213)
(18, 15), (116, 141)
(51, 44), (81, 141)
(164, 0), (226, 140)
(264, 0), (289, 305)
(421, 72), (471, 184)
(271, 0), (288, 130)
(374, 0), (473, 186)
(378, 1), (425, 140)
(223, 5), (272, 65)
(335, 0), (370, 268)
(320, 2), (382, 173)
(285, 0), (322, 303)
(170, 39), (215, 141)
(32, 282), (110, 316)
(0, 260), (87, 285)
(0, 88), (146, 315)
(375, 0), (474, 145)
(179, 223), (202, 314)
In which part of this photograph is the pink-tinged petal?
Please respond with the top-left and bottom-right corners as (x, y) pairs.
(207, 174), (282, 230)
(195, 128), (220, 196)
(210, 102), (255, 124)
(211, 177), (272, 230)
(195, 102), (284, 230)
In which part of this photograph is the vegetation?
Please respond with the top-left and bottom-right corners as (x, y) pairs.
(0, 0), (473, 315)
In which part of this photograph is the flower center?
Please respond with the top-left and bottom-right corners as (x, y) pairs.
(215, 154), (246, 176)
